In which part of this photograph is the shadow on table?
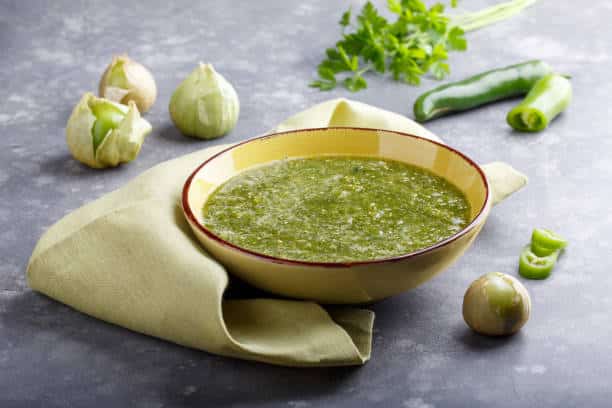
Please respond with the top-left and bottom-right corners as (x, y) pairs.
(453, 323), (525, 351)
(156, 123), (213, 145)
(2, 290), (366, 407)
(38, 151), (125, 178)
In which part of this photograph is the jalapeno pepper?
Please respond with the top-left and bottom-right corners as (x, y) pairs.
(413, 60), (552, 122)
(530, 228), (567, 256)
(519, 246), (560, 280)
(506, 74), (572, 132)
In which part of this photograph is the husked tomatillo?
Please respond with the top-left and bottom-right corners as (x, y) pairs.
(463, 272), (531, 336)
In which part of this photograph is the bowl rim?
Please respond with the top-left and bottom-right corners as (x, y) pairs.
(182, 126), (490, 268)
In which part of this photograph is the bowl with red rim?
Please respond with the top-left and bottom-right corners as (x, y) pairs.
(182, 127), (491, 304)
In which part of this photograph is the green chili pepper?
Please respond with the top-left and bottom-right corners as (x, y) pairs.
(413, 60), (552, 122)
(506, 74), (572, 132)
(519, 246), (560, 280)
(530, 228), (567, 256)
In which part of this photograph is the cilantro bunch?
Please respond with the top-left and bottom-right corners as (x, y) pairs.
(311, 0), (467, 92)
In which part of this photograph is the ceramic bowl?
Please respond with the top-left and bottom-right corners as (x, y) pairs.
(182, 127), (491, 304)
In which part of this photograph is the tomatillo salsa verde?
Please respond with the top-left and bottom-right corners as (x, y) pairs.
(202, 156), (471, 262)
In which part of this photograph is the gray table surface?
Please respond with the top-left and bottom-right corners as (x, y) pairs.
(1, 0), (610, 407)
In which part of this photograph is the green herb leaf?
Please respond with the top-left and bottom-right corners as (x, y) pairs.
(340, 9), (351, 27)
(387, 0), (402, 14)
(358, 2), (387, 32)
(325, 48), (340, 60)
(310, 79), (336, 91)
(429, 3), (445, 14)
(406, 48), (427, 59)
(409, 0), (428, 13)
(432, 43), (448, 59)
(448, 26), (467, 51)
(431, 61), (450, 79)
(344, 75), (368, 92)
(311, 0), (468, 92)
(318, 66), (336, 81)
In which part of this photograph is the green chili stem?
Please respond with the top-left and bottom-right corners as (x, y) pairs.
(452, 0), (538, 32)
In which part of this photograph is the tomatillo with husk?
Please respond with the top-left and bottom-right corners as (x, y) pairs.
(99, 54), (157, 113)
(66, 93), (152, 168)
(463, 272), (531, 336)
(169, 63), (240, 140)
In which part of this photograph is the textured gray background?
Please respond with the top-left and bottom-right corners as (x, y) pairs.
(1, 0), (610, 407)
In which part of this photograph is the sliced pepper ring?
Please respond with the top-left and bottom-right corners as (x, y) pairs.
(530, 241), (556, 257)
(531, 228), (567, 253)
(519, 246), (559, 280)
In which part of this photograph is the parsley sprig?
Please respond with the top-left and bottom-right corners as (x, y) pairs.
(311, 0), (467, 92)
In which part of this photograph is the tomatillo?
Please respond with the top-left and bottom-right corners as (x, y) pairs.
(463, 272), (531, 336)
(90, 101), (127, 152)
(99, 54), (157, 113)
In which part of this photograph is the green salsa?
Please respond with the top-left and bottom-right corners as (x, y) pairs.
(202, 156), (470, 262)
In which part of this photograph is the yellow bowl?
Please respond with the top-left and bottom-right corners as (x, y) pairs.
(182, 127), (491, 304)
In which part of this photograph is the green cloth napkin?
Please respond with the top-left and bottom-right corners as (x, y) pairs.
(27, 98), (527, 367)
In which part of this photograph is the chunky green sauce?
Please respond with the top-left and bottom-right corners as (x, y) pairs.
(202, 156), (470, 262)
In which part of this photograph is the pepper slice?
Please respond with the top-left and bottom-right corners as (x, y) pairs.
(506, 74), (572, 132)
(530, 242), (556, 257)
(519, 246), (559, 280)
(531, 228), (567, 250)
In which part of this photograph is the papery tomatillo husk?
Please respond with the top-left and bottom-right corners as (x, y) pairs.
(99, 55), (157, 113)
(169, 63), (240, 139)
(66, 93), (152, 169)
